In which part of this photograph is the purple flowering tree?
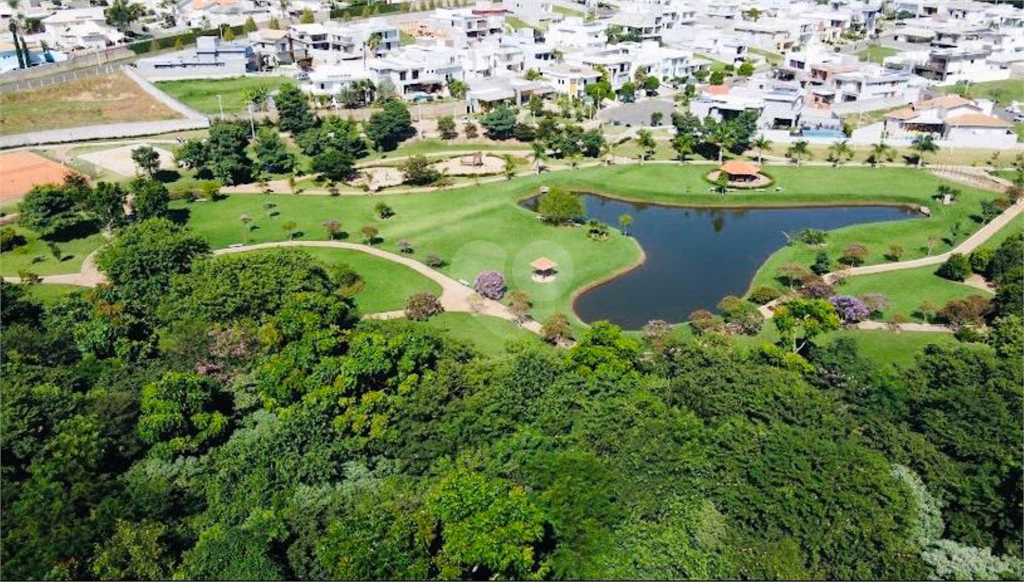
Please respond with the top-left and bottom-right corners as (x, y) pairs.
(829, 295), (870, 323)
(474, 270), (506, 300)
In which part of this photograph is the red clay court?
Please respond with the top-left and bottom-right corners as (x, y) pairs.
(0, 151), (75, 202)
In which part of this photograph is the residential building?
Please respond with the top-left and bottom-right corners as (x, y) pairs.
(544, 16), (606, 49)
(136, 36), (255, 79)
(543, 62), (602, 97)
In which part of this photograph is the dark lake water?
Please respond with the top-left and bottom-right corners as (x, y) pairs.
(526, 194), (918, 329)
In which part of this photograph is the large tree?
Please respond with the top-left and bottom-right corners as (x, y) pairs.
(275, 83), (318, 134)
(480, 104), (517, 140)
(364, 99), (414, 151)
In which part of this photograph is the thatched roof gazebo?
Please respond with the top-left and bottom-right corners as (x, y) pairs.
(530, 257), (558, 283)
(708, 160), (772, 189)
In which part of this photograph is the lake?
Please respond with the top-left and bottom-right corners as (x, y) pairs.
(529, 194), (917, 329)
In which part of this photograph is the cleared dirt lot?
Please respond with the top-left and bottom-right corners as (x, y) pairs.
(0, 72), (182, 135)
(0, 151), (75, 201)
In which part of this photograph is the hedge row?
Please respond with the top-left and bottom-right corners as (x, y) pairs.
(127, 25), (246, 55)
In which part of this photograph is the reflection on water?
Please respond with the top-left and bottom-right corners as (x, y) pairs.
(523, 193), (917, 329)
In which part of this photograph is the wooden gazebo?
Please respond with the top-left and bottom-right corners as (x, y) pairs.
(530, 257), (558, 283)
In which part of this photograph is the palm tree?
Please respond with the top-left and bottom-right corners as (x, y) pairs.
(827, 140), (854, 166)
(635, 129), (656, 161)
(363, 32), (382, 68)
(671, 133), (694, 162)
(240, 214), (252, 243)
(910, 134), (939, 167)
(705, 121), (734, 163)
(786, 140), (811, 166)
(751, 135), (772, 164)
(867, 141), (894, 167)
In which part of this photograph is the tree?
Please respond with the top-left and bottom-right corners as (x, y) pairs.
(887, 243), (904, 261)
(502, 155), (517, 179)
(243, 16), (257, 32)
(584, 79), (613, 106)
(827, 139), (854, 165)
(437, 115), (458, 139)
(773, 298), (840, 352)
(480, 104), (517, 140)
(96, 218), (210, 307)
(829, 295), (870, 323)
(527, 93), (544, 118)
(709, 69), (725, 85)
(643, 75), (660, 94)
(507, 290), (531, 323)
(840, 242), (869, 266)
(138, 372), (230, 460)
(130, 178), (171, 221)
(253, 127), (295, 174)
(275, 83), (317, 134)
(322, 220), (342, 240)
(580, 129), (605, 158)
(618, 81), (637, 103)
(360, 225), (379, 244)
(671, 133), (695, 161)
(737, 61), (755, 76)
(222, 25), (236, 41)
(936, 253), (970, 281)
(750, 135), (772, 164)
(365, 100), (414, 150)
(203, 121), (252, 185)
(104, 0), (144, 31)
(635, 129), (656, 160)
(18, 184), (88, 239)
(311, 149), (356, 182)
(405, 291), (443, 320)
(464, 122), (478, 139)
(399, 155), (442, 185)
(131, 145), (161, 177)
(300, 8), (314, 23)
(92, 520), (175, 580)
(447, 78), (468, 99)
(910, 133), (939, 167)
(85, 181), (127, 231)
(703, 117), (734, 163)
(537, 188), (583, 224)
(281, 220), (297, 240)
(426, 469), (548, 579)
(649, 111), (664, 127)
(541, 312), (572, 344)
(473, 270), (506, 300)
(786, 140), (811, 165)
(867, 141), (895, 166)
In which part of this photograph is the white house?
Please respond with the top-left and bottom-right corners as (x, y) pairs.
(136, 36), (255, 79)
(544, 16), (606, 49)
(543, 62), (602, 97)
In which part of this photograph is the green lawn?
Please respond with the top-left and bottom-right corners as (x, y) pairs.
(170, 164), (998, 328)
(937, 79), (1024, 107)
(362, 139), (528, 163)
(0, 226), (106, 277)
(259, 247), (442, 313)
(23, 283), (87, 304)
(833, 265), (991, 321)
(506, 16), (534, 31)
(156, 76), (295, 116)
(425, 312), (541, 356)
(749, 47), (782, 65)
(978, 214), (1023, 252)
(817, 329), (966, 368)
(856, 45), (898, 64)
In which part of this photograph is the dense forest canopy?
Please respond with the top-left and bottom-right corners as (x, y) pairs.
(1, 217), (1022, 580)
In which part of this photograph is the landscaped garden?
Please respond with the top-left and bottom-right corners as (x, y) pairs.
(831, 265), (991, 322)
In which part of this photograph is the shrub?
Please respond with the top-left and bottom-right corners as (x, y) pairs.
(688, 309), (723, 334)
(810, 251), (832, 275)
(748, 285), (784, 305)
(777, 263), (812, 288)
(829, 295), (870, 323)
(0, 227), (26, 252)
(360, 225), (379, 244)
(642, 319), (672, 345)
(375, 202), (395, 219)
(936, 253), (970, 281)
(405, 291), (444, 320)
(473, 270), (506, 300)
(538, 188), (584, 224)
(860, 293), (889, 316)
(399, 155), (442, 186)
(397, 240), (413, 253)
(425, 254), (444, 268)
(797, 228), (827, 245)
(887, 243), (904, 261)
(507, 290), (531, 323)
(540, 313), (572, 344)
(801, 279), (834, 299)
(840, 243), (869, 266)
(717, 295), (763, 335)
(969, 248), (994, 274)
(939, 295), (991, 328)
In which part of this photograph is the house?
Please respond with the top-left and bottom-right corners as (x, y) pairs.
(544, 16), (606, 49)
(466, 76), (553, 112)
(135, 36), (254, 79)
(543, 62), (602, 98)
(42, 7), (124, 51)
(247, 28), (295, 66)
(942, 112), (1015, 146)
(429, 6), (506, 41)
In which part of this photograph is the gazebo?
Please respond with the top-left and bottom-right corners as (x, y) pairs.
(719, 160), (763, 183)
(530, 257), (558, 283)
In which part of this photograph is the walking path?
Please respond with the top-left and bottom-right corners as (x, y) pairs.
(757, 198), (1024, 324)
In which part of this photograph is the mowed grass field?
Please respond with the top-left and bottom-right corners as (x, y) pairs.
(0, 226), (106, 277)
(252, 247), (442, 313)
(834, 265), (992, 321)
(156, 76), (295, 116)
(937, 79), (1024, 106)
(0, 73), (181, 134)
(425, 313), (541, 356)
